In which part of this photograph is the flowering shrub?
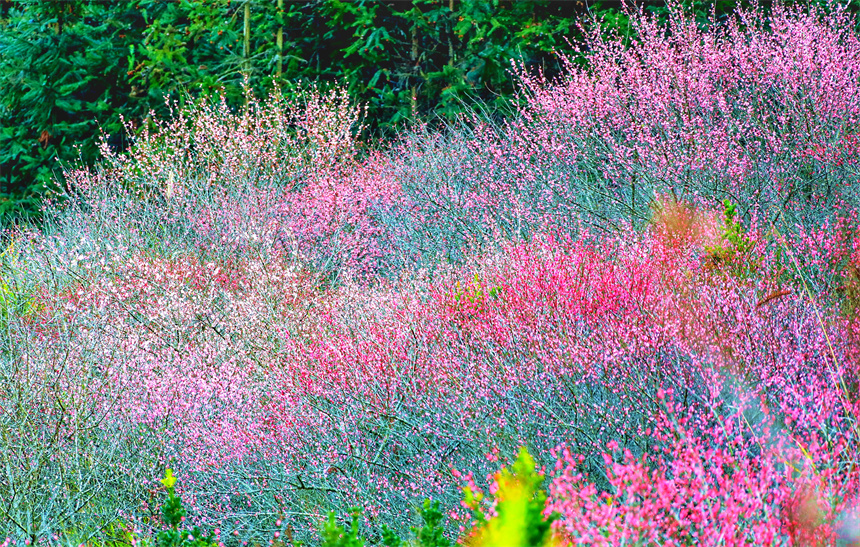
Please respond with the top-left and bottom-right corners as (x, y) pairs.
(547, 387), (860, 545)
(382, 2), (860, 271)
(2, 2), (860, 546)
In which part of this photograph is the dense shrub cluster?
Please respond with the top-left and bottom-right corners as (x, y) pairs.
(1, 2), (860, 545)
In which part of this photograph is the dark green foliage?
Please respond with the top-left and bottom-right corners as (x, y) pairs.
(0, 0), (139, 218)
(322, 0), (595, 127)
(413, 500), (450, 547)
(379, 524), (401, 547)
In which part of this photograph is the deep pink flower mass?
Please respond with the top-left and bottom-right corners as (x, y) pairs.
(2, 2), (860, 545)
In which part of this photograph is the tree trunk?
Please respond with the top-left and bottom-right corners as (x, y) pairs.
(411, 6), (419, 119)
(276, 0), (284, 78)
(448, 0), (455, 67)
(54, 0), (64, 35)
(243, 1), (251, 77)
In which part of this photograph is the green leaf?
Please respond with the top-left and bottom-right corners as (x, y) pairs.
(160, 468), (177, 490)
